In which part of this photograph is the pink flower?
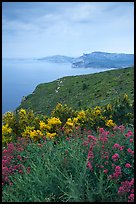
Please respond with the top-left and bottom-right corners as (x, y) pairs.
(119, 146), (124, 151)
(87, 150), (94, 159)
(103, 169), (108, 174)
(127, 148), (133, 154)
(17, 155), (22, 161)
(125, 163), (131, 168)
(88, 135), (97, 141)
(87, 161), (93, 171)
(99, 128), (104, 134)
(112, 153), (119, 161)
(112, 163), (115, 167)
(113, 143), (120, 148)
(115, 166), (121, 173)
(118, 125), (125, 132)
(128, 194), (134, 202)
(125, 130), (133, 137)
(130, 138), (133, 143)
(82, 140), (89, 146)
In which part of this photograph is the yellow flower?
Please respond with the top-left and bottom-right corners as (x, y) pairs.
(77, 110), (86, 120)
(19, 109), (26, 116)
(73, 117), (78, 125)
(48, 117), (62, 127)
(22, 126), (35, 137)
(2, 124), (12, 135)
(93, 106), (101, 116)
(65, 118), (74, 127)
(2, 111), (14, 125)
(39, 121), (48, 131)
(46, 132), (57, 139)
(105, 119), (116, 127)
(29, 130), (43, 141)
(2, 124), (12, 145)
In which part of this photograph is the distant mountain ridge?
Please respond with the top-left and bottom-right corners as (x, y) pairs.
(37, 52), (134, 68)
(37, 55), (74, 63)
(72, 52), (134, 68)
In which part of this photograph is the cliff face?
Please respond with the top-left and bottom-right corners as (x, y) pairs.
(72, 52), (134, 68)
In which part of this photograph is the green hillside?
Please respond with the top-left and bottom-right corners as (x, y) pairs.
(17, 67), (134, 115)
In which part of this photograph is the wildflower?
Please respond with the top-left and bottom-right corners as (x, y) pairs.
(125, 130), (133, 137)
(48, 117), (62, 127)
(125, 163), (131, 168)
(130, 138), (133, 143)
(119, 146), (124, 151)
(112, 153), (119, 162)
(105, 119), (116, 127)
(39, 121), (48, 131)
(99, 128), (104, 134)
(46, 132), (57, 139)
(77, 110), (86, 120)
(128, 194), (134, 202)
(112, 166), (122, 179)
(118, 125), (125, 132)
(17, 155), (22, 161)
(87, 150), (94, 159)
(87, 161), (93, 171)
(103, 169), (108, 174)
(127, 148), (133, 154)
(88, 135), (97, 141)
(113, 143), (120, 149)
(115, 166), (121, 173)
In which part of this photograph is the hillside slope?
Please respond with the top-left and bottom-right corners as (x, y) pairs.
(17, 67), (134, 115)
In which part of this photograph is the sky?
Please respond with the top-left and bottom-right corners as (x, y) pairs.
(2, 2), (134, 58)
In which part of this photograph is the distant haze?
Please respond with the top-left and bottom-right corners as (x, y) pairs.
(2, 2), (134, 58)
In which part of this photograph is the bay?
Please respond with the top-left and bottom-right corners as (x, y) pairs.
(2, 59), (116, 114)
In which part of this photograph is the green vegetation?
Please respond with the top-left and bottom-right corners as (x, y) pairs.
(17, 67), (134, 115)
(2, 67), (134, 202)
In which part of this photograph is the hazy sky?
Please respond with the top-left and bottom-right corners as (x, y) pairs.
(2, 2), (134, 58)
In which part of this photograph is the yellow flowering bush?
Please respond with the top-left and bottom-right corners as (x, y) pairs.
(63, 117), (79, 134)
(92, 106), (102, 117)
(29, 130), (43, 142)
(39, 121), (50, 131)
(22, 126), (35, 138)
(2, 124), (12, 145)
(46, 132), (57, 139)
(105, 119), (116, 127)
(51, 103), (76, 124)
(77, 110), (86, 120)
(2, 111), (15, 127)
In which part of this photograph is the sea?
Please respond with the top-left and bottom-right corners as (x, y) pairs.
(2, 58), (116, 114)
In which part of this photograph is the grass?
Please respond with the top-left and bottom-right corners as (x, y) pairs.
(16, 67), (134, 115)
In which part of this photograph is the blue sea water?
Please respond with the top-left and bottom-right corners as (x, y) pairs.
(2, 59), (116, 114)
